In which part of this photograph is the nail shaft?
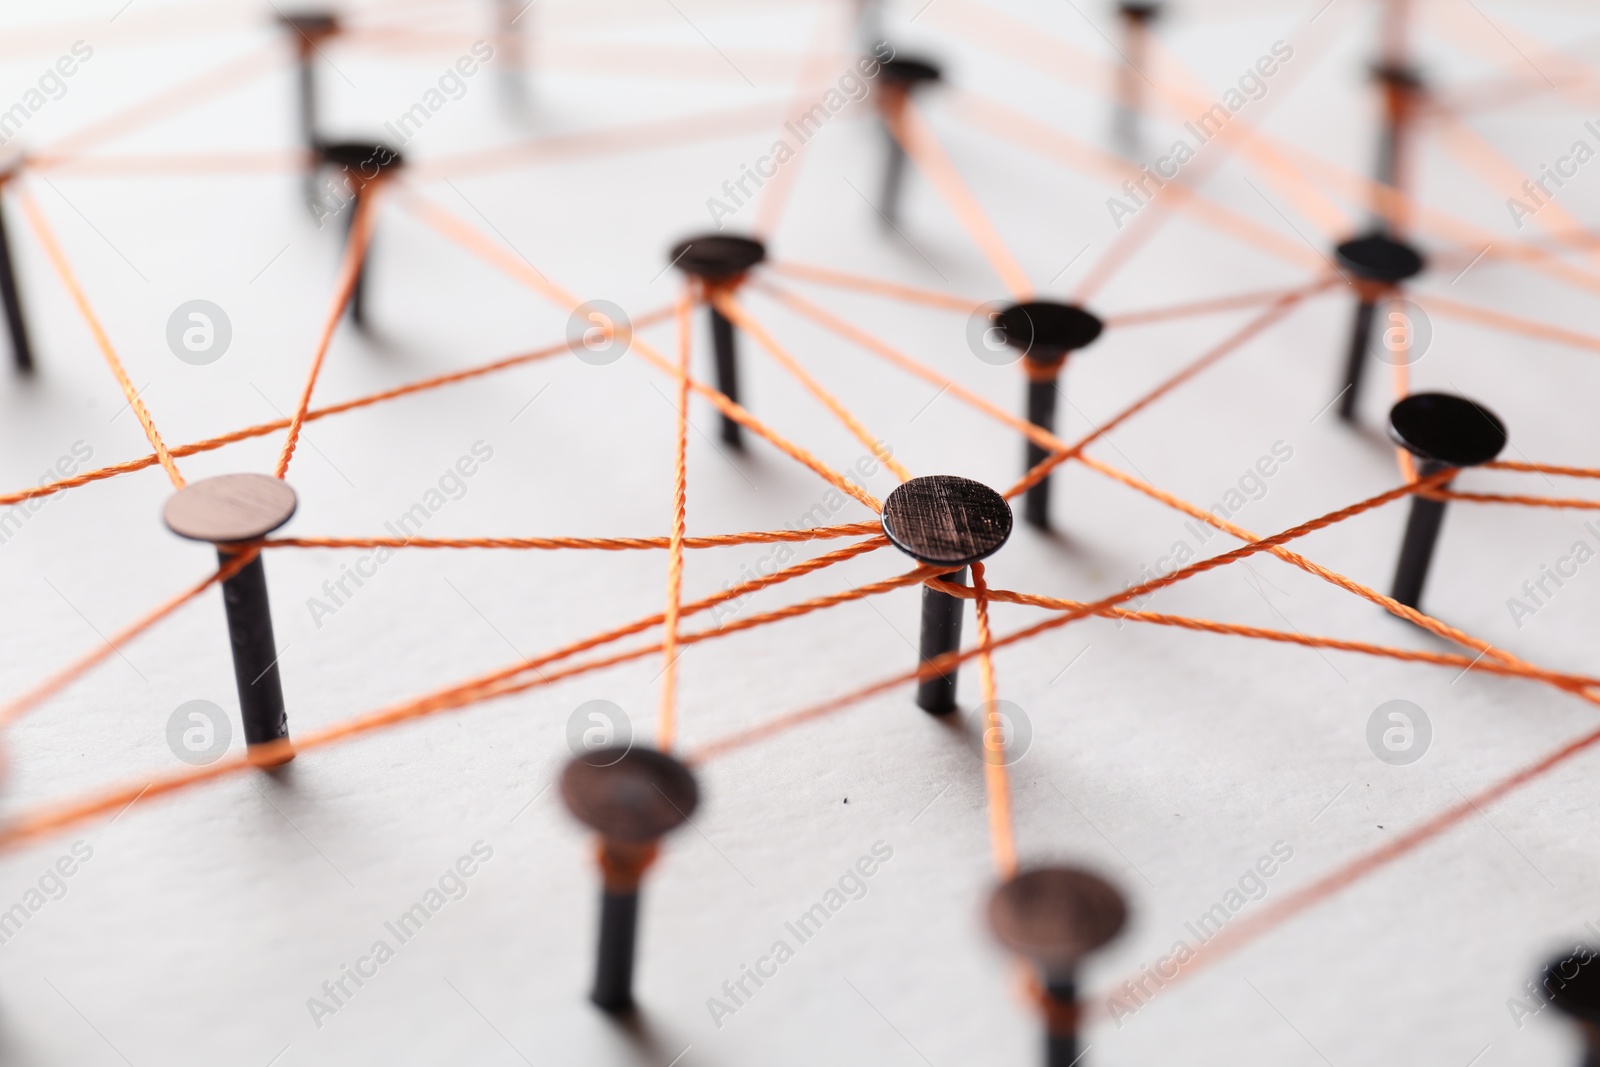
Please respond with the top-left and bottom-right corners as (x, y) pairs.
(1114, 15), (1149, 151)
(916, 566), (966, 714)
(1390, 458), (1451, 609)
(879, 118), (907, 226)
(0, 193), (34, 374)
(216, 549), (291, 750)
(1043, 975), (1080, 1067)
(707, 304), (743, 448)
(295, 49), (319, 152)
(1337, 297), (1377, 422)
(591, 888), (640, 1012)
(1024, 377), (1058, 529)
(343, 184), (378, 329)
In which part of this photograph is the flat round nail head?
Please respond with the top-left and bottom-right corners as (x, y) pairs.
(988, 866), (1128, 973)
(1544, 949), (1600, 1025)
(879, 56), (943, 87)
(319, 141), (405, 173)
(1335, 233), (1425, 284)
(1388, 392), (1507, 468)
(560, 747), (700, 843)
(670, 234), (767, 281)
(278, 11), (340, 38)
(994, 301), (1104, 361)
(163, 474), (298, 544)
(881, 475), (1013, 568)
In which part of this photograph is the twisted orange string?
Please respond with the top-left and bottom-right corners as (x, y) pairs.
(752, 1), (843, 238)
(0, 324), (633, 510)
(0, 551), (258, 728)
(1438, 490), (1600, 510)
(969, 562), (1017, 877)
(691, 477), (1444, 764)
(1487, 460), (1600, 479)
(1075, 455), (1541, 678)
(275, 179), (382, 478)
(14, 184), (185, 488)
(1142, 33), (1355, 239)
(34, 151), (313, 176)
(765, 260), (984, 313)
(263, 521), (883, 552)
(1102, 285), (1323, 328)
(893, 98), (1033, 299)
(413, 101), (789, 180)
(1431, 106), (1598, 263)
(32, 42), (283, 163)
(923, 578), (1600, 693)
(941, 0), (1600, 302)
(1006, 281), (1333, 501)
(760, 278), (1332, 483)
(0, 542), (916, 850)
(713, 291), (912, 482)
(1416, 291), (1600, 356)
(945, 90), (1326, 280)
(1092, 711), (1600, 1023)
(396, 187), (883, 514)
(658, 290), (693, 751)
(626, 339), (884, 514)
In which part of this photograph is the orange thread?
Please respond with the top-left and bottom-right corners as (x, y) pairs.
(1074, 454), (1535, 675)
(14, 184), (185, 488)
(1415, 291), (1600, 355)
(627, 340), (884, 514)
(1487, 460), (1600, 479)
(263, 521), (883, 552)
(0, 322), (657, 511)
(691, 477), (1443, 765)
(712, 291), (912, 482)
(0, 543), (919, 850)
(922, 578), (1600, 693)
(1092, 713), (1600, 1020)
(33, 150), (314, 176)
(970, 562), (1017, 877)
(1006, 282), (1331, 501)
(1102, 285), (1323, 328)
(658, 290), (693, 751)
(275, 178), (383, 478)
(397, 188), (883, 514)
(397, 185), (583, 309)
(0, 551), (257, 728)
(414, 101), (789, 180)
(944, 89), (1327, 281)
(766, 260), (984, 313)
(893, 98), (1033, 299)
(752, 3), (843, 237)
(34, 43), (283, 162)
(1438, 490), (1600, 510)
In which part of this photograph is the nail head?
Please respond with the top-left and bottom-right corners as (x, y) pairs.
(879, 56), (943, 88)
(994, 301), (1104, 362)
(670, 234), (766, 282)
(1335, 233), (1425, 284)
(882, 475), (1013, 567)
(319, 140), (405, 174)
(1543, 949), (1600, 1025)
(988, 866), (1128, 974)
(277, 11), (340, 38)
(163, 474), (298, 544)
(1117, 2), (1163, 22)
(1388, 392), (1506, 467)
(560, 747), (700, 843)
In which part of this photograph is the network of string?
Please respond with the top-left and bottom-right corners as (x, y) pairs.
(3, 0), (1600, 1025)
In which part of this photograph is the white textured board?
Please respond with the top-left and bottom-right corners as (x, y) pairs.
(0, 1), (1597, 1065)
